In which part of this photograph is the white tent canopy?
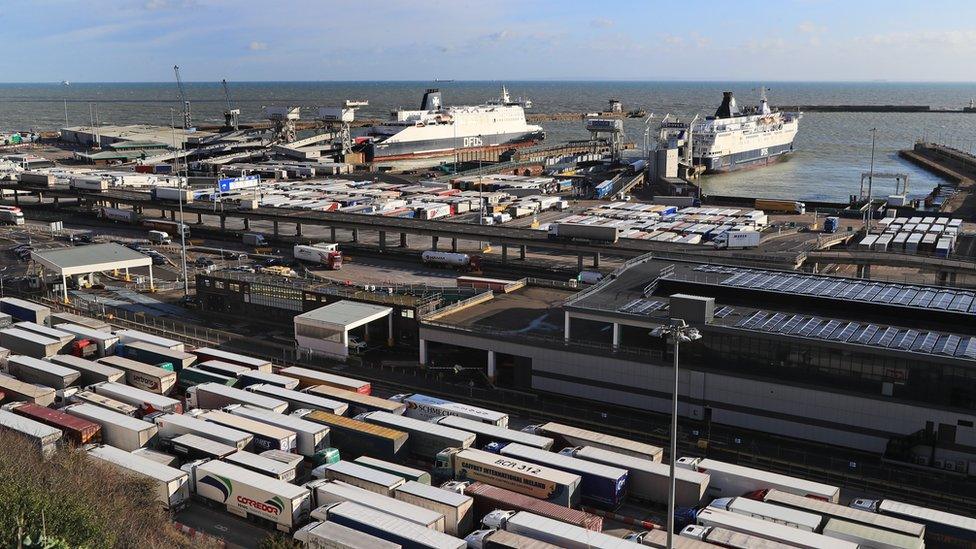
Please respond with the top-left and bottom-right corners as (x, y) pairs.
(294, 300), (392, 359)
(31, 243), (153, 301)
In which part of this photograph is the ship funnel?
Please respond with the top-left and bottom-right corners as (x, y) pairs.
(714, 91), (738, 119)
(421, 88), (442, 110)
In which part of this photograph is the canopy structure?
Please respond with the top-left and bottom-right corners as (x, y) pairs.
(294, 300), (393, 359)
(31, 244), (153, 302)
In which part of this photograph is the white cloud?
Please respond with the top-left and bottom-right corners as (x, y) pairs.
(797, 21), (826, 34)
(590, 18), (614, 29)
(248, 41), (268, 51)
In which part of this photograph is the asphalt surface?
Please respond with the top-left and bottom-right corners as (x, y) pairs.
(176, 502), (266, 549)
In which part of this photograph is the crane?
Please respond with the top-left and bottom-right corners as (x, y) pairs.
(173, 65), (191, 129)
(221, 79), (240, 130)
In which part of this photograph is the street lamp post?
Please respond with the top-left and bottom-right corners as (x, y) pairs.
(650, 319), (702, 549)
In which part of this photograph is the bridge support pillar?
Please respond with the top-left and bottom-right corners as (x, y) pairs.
(352, 229), (359, 243)
(451, 238), (458, 252)
(295, 223), (302, 237)
(13, 192), (18, 205)
(379, 231), (386, 250)
(950, 272), (958, 284)
(400, 233), (407, 247)
(330, 227), (336, 241)
(857, 264), (871, 279)
(197, 213), (202, 224)
(520, 245), (526, 260)
(419, 338), (428, 366)
(243, 218), (249, 231)
(812, 262), (820, 274)
(53, 196), (59, 208)
(593, 252), (600, 268)
(577, 254), (584, 272)
(432, 236), (439, 251)
(937, 271), (949, 285)
(501, 245), (508, 263)
(272, 220), (279, 237)
(38, 192), (43, 203)
(487, 350), (496, 382)
(219, 216), (226, 230)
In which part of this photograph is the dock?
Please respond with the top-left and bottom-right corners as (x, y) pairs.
(899, 142), (976, 218)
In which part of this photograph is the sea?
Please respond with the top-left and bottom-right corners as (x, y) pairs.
(3, 81), (976, 202)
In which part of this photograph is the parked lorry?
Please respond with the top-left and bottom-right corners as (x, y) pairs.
(395, 480), (474, 537)
(547, 223), (619, 243)
(821, 518), (925, 549)
(432, 415), (552, 451)
(51, 324), (119, 357)
(313, 460), (406, 497)
(197, 360), (251, 378)
(246, 383), (348, 415)
(86, 444), (189, 510)
(49, 312), (110, 332)
(358, 410), (474, 460)
(294, 243), (343, 270)
(293, 520), (400, 549)
(354, 456), (430, 485)
(119, 340), (195, 372)
(224, 450), (297, 482)
(561, 445), (708, 507)
(421, 251), (482, 272)
(306, 479), (445, 531)
(131, 447), (179, 467)
(708, 496), (822, 531)
(755, 199), (805, 214)
(7, 355), (80, 389)
(236, 370), (299, 390)
(64, 403), (157, 451)
(483, 510), (635, 549)
(15, 322), (74, 353)
(88, 380), (183, 415)
(5, 401), (101, 445)
(755, 489), (925, 540)
(309, 501), (466, 549)
(152, 412), (253, 450)
(225, 403), (331, 459)
(49, 355), (124, 385)
(0, 298), (48, 324)
(278, 366), (369, 393)
(490, 442), (628, 509)
(851, 498), (976, 549)
(677, 457), (840, 503)
(0, 408), (61, 457)
(695, 508), (857, 549)
(98, 355), (177, 395)
(190, 348), (272, 372)
(178, 366), (237, 391)
(392, 393), (506, 426)
(114, 329), (184, 351)
(198, 409), (297, 453)
(712, 229), (761, 250)
(0, 373), (56, 406)
(68, 390), (139, 417)
(524, 422), (663, 462)
(677, 526), (788, 549)
(243, 233), (268, 247)
(186, 382), (288, 413)
(182, 458), (312, 532)
(307, 385), (404, 415)
(466, 529), (561, 549)
(0, 208), (25, 225)
(0, 328), (62, 358)
(435, 448), (582, 508)
(170, 433), (237, 461)
(101, 207), (141, 223)
(295, 409), (407, 461)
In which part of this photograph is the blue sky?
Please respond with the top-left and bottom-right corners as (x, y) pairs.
(6, 0), (976, 82)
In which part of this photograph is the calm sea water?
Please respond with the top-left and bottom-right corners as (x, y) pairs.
(3, 81), (976, 201)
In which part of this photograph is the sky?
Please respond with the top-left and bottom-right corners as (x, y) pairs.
(5, 0), (976, 82)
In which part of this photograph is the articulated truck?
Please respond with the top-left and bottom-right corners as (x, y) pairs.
(435, 447), (581, 507)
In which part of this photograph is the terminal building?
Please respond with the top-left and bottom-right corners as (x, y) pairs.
(419, 255), (976, 469)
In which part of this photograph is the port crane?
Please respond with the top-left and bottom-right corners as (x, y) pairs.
(173, 65), (191, 129)
(221, 79), (240, 131)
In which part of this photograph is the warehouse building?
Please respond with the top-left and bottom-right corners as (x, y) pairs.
(420, 256), (976, 469)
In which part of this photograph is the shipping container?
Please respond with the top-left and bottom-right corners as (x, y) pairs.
(64, 403), (157, 451)
(0, 297), (49, 324)
(152, 412), (253, 450)
(524, 422), (662, 462)
(821, 518), (924, 549)
(431, 415), (552, 450)
(311, 501), (466, 549)
(87, 444), (189, 510)
(758, 489), (924, 539)
(295, 409), (407, 461)
(186, 382), (288, 413)
(562, 446), (707, 507)
(307, 479), (445, 530)
(49, 311), (110, 332)
(237, 370), (299, 390)
(119, 341), (195, 372)
(98, 355), (177, 395)
(307, 385), (404, 416)
(51, 323), (118, 356)
(190, 347), (273, 372)
(396, 480), (474, 537)
(493, 443), (627, 509)
(199, 409), (297, 453)
(313, 460), (405, 496)
(247, 384), (348, 415)
(114, 329), (184, 351)
(177, 366), (237, 391)
(278, 366), (370, 393)
(225, 403), (330, 458)
(392, 393), (507, 427)
(6, 401), (101, 445)
(437, 449), (582, 509)
(0, 327), (63, 358)
(183, 459), (311, 532)
(293, 520), (401, 549)
(89, 380), (183, 415)
(0, 373), (56, 406)
(49, 355), (124, 385)
(695, 508), (856, 549)
(482, 510), (634, 549)
(68, 390), (139, 416)
(677, 457), (840, 503)
(354, 456), (430, 485)
(170, 433), (237, 461)
(7, 355), (80, 389)
(359, 411), (473, 460)
(224, 450), (296, 482)
(0, 407), (61, 457)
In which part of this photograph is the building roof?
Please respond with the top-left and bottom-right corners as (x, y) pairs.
(31, 243), (151, 276)
(295, 300), (392, 329)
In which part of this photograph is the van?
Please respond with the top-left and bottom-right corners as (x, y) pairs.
(148, 231), (171, 245)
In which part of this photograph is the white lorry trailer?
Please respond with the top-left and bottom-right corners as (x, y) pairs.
(86, 443), (189, 510)
(7, 355), (80, 389)
(89, 381), (183, 415)
(186, 382), (288, 413)
(223, 403), (330, 458)
(482, 510), (638, 549)
(395, 480), (474, 537)
(391, 393), (508, 427)
(151, 412), (253, 450)
(677, 457), (840, 503)
(524, 422), (662, 462)
(310, 501), (466, 549)
(306, 479), (446, 531)
(357, 410), (475, 460)
(430, 415), (552, 450)
(695, 508), (857, 549)
(64, 403), (157, 451)
(293, 520), (400, 549)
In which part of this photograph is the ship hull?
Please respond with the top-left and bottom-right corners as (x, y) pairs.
(366, 130), (545, 161)
(697, 141), (795, 174)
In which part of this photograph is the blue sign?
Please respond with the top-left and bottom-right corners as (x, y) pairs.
(217, 174), (260, 193)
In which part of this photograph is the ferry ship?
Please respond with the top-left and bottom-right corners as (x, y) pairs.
(692, 91), (801, 173)
(363, 87), (545, 163)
